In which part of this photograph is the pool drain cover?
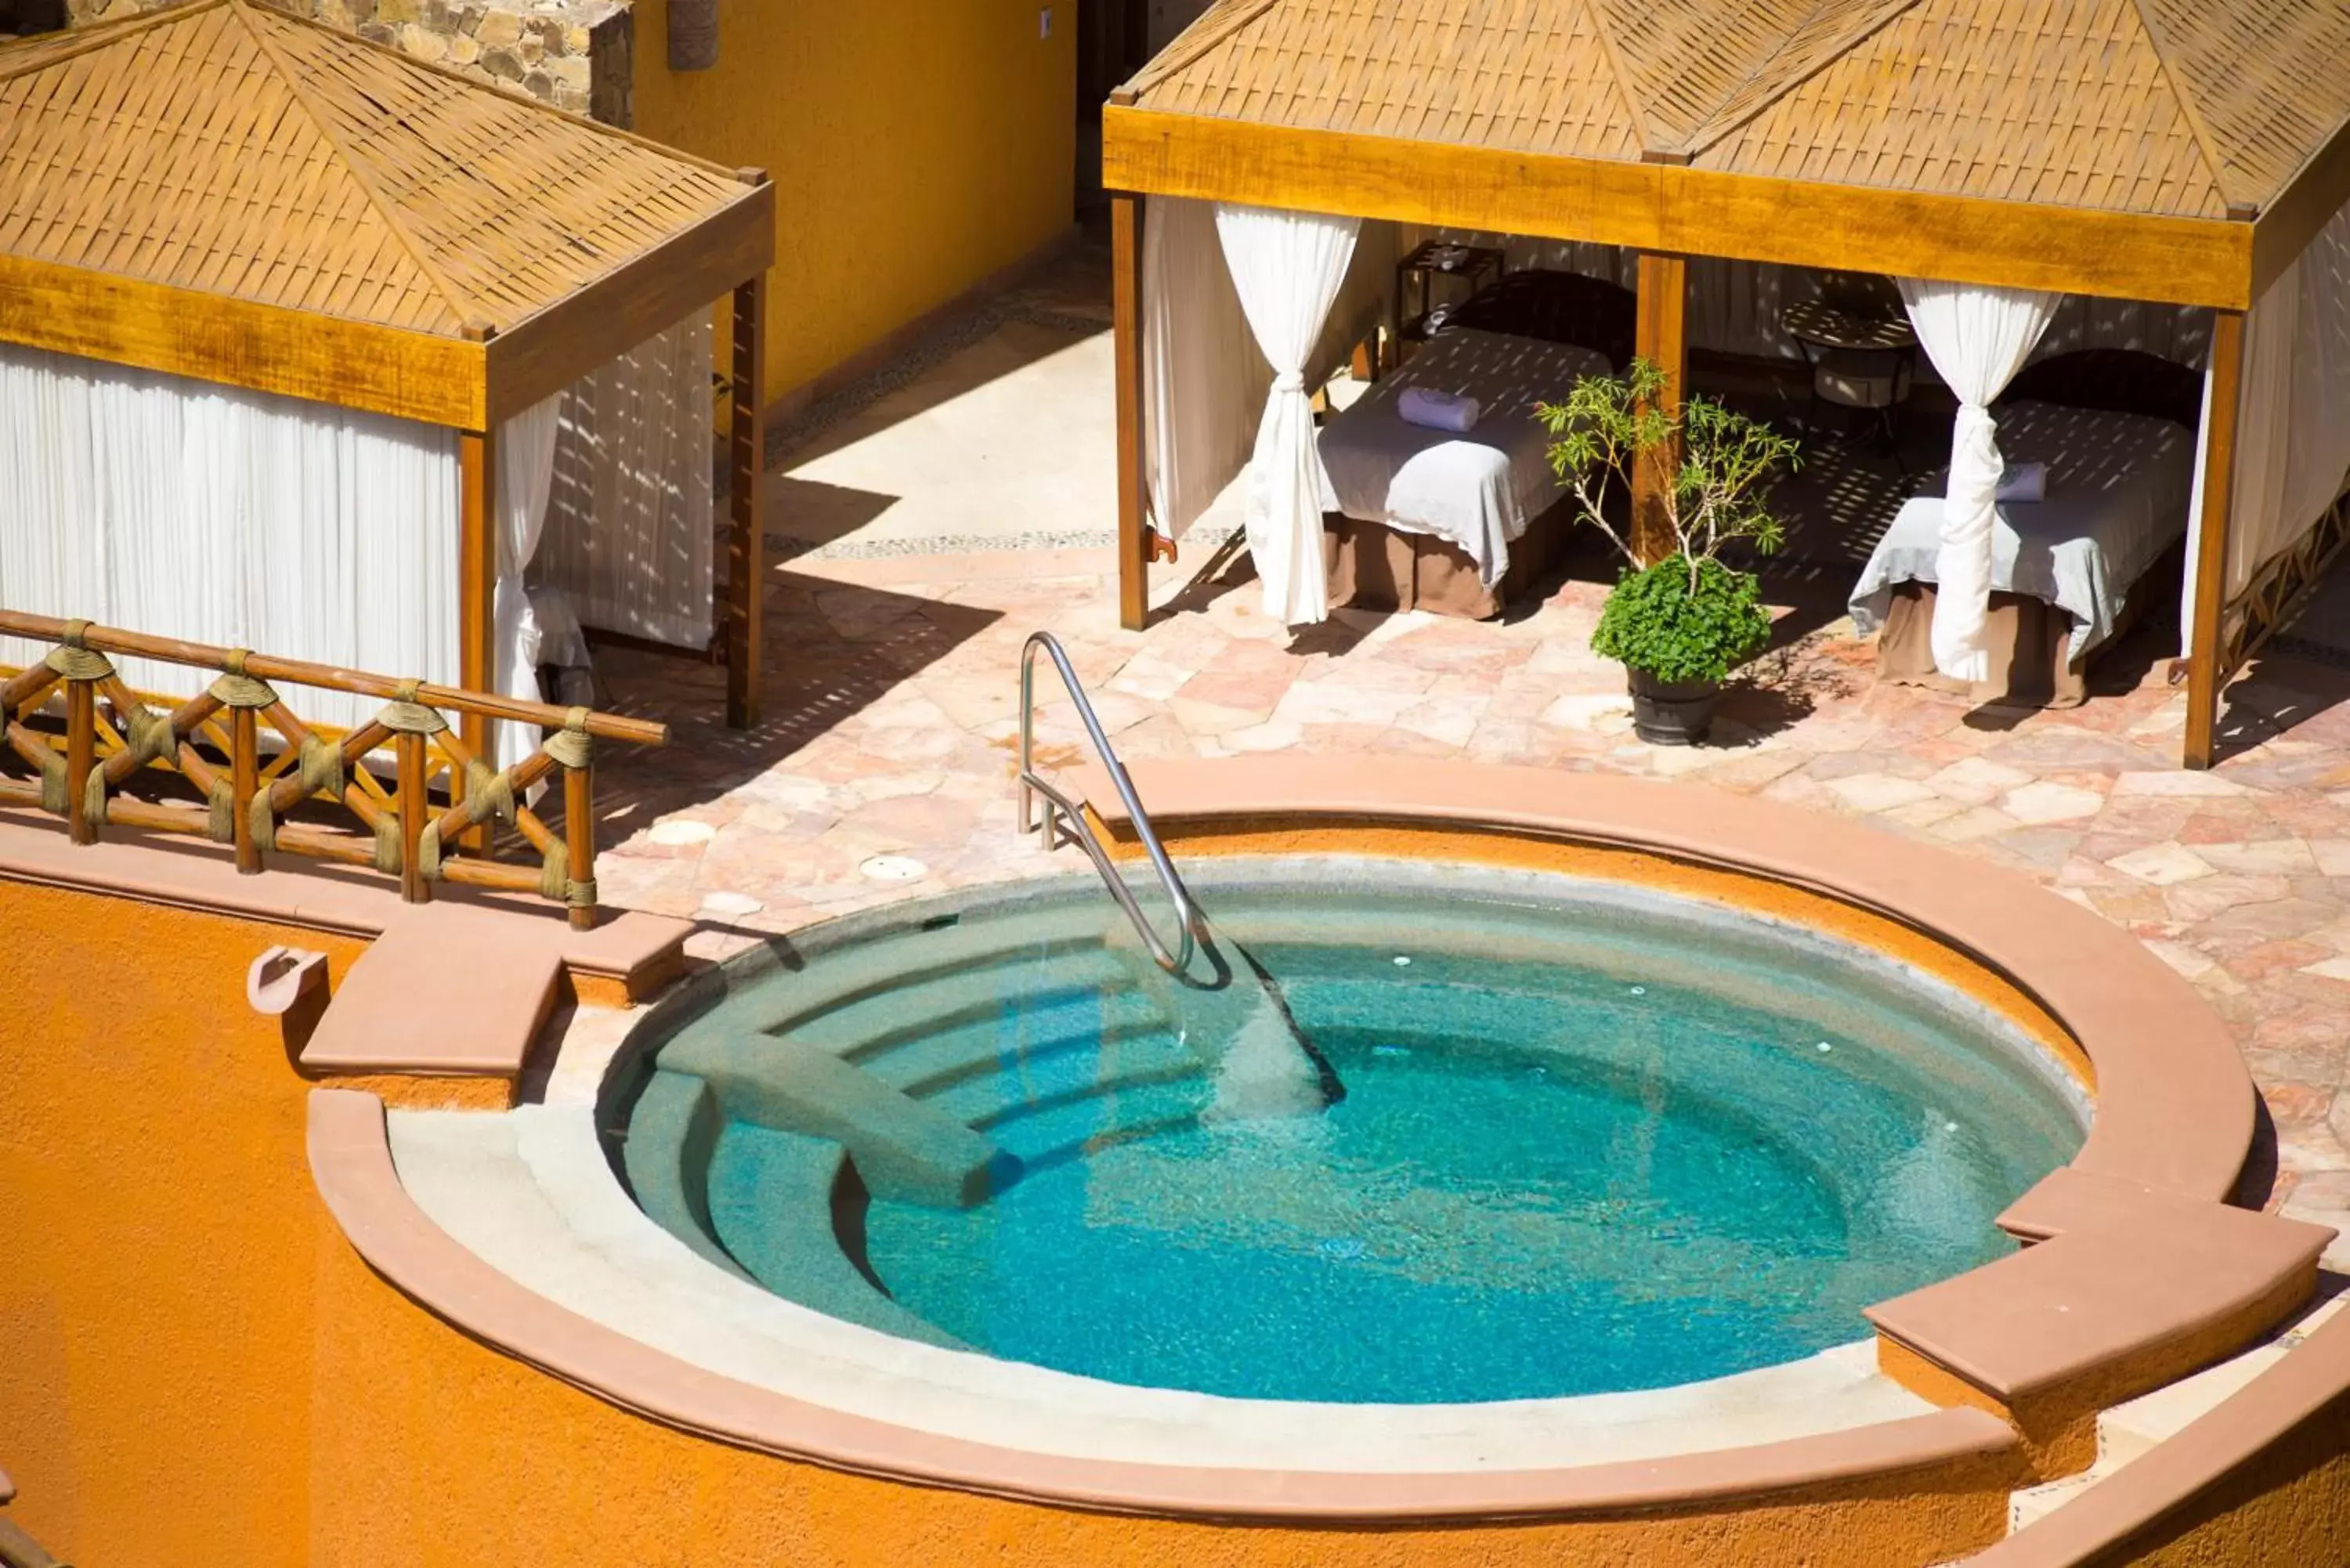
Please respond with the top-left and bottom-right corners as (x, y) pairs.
(860, 854), (929, 883)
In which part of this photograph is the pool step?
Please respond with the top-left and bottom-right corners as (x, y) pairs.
(657, 1033), (1016, 1209)
(968, 1068), (1217, 1170)
(727, 906), (1134, 1039)
(779, 945), (1144, 1053)
(844, 984), (1170, 1093)
(1998, 1286), (2349, 1538)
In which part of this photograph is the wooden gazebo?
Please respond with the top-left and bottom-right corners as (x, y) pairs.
(0, 0), (777, 759)
(1102, 0), (2350, 767)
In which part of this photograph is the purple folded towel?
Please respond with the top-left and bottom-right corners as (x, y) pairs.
(1397, 385), (1481, 433)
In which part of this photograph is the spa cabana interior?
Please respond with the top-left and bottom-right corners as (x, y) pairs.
(1101, 0), (2350, 768)
(0, 0), (776, 778)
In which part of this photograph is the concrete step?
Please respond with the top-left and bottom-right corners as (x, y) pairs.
(1998, 1283), (2349, 1538)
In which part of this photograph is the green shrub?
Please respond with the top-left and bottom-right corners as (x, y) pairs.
(1537, 359), (1798, 687)
(1591, 555), (1773, 685)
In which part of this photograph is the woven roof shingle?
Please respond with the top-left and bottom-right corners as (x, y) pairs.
(0, 0), (755, 338)
(1129, 0), (2350, 219)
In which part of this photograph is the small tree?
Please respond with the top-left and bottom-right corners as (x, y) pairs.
(1537, 360), (1800, 686)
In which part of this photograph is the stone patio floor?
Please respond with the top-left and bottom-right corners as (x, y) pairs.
(580, 235), (2350, 1263)
(587, 540), (2350, 1262)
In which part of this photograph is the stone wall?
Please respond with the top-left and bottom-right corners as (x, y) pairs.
(68, 0), (635, 127)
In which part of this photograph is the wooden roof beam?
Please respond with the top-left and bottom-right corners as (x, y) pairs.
(1104, 107), (2256, 309)
(0, 251), (486, 428)
(483, 178), (776, 428)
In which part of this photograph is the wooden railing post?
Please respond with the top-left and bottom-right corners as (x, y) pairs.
(230, 704), (262, 873)
(396, 730), (431, 905)
(63, 672), (96, 846)
(565, 752), (595, 931)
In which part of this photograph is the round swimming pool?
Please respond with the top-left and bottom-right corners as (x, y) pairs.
(617, 857), (2085, 1405)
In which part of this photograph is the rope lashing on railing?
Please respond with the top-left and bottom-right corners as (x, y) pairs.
(542, 710), (597, 908)
(375, 681), (450, 738)
(45, 620), (114, 683)
(414, 758), (521, 880)
(372, 812), (403, 876)
(367, 687), (454, 874)
(206, 648), (277, 709)
(542, 708), (596, 771)
(248, 736), (345, 852)
(86, 703), (179, 827)
(35, 746), (67, 815)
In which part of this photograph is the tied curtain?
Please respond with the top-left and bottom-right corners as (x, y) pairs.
(493, 392), (563, 769)
(1144, 195), (1270, 544)
(2182, 198), (2350, 649)
(1214, 202), (1361, 626)
(1896, 280), (2062, 681)
(0, 343), (460, 732)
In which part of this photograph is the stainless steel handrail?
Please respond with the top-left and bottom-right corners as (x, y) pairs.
(1016, 630), (1199, 975)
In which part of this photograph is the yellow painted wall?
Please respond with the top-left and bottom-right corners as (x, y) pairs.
(631, 0), (1079, 404)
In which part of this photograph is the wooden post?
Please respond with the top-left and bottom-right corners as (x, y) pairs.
(396, 732), (430, 905)
(230, 706), (262, 874)
(456, 425), (496, 851)
(1112, 193), (1150, 630)
(2184, 309), (2247, 771)
(1632, 252), (1689, 566)
(565, 758), (596, 932)
(726, 262), (768, 731)
(63, 676), (95, 845)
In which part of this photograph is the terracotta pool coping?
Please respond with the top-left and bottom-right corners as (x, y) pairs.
(310, 1086), (2019, 1520)
(294, 756), (2314, 1521)
(1076, 755), (2254, 1205)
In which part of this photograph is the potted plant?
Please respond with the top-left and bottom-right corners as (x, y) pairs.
(1538, 359), (1798, 745)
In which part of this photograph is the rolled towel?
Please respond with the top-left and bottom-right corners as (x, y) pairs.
(1995, 461), (2048, 503)
(1397, 385), (1481, 433)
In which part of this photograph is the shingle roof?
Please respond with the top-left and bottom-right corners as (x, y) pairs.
(1127, 0), (2350, 220)
(0, 0), (756, 338)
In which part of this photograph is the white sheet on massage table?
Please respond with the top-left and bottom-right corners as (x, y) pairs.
(1849, 399), (2196, 662)
(1318, 328), (1612, 585)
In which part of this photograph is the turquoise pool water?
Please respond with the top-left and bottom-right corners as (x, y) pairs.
(627, 859), (2086, 1405)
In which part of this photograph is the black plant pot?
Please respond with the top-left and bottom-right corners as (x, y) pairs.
(1625, 668), (1721, 746)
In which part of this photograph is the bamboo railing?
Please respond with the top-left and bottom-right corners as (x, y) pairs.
(0, 611), (667, 930)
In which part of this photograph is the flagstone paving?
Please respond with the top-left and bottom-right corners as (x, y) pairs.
(584, 541), (2350, 1259)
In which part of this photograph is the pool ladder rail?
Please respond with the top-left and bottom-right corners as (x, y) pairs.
(1015, 630), (1202, 976)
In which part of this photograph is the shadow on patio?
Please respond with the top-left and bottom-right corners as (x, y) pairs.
(581, 570), (1005, 844)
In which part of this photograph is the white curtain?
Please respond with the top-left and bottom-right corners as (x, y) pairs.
(1215, 203), (1361, 626)
(1146, 204), (1393, 547)
(1897, 280), (2062, 681)
(1144, 196), (1269, 543)
(2182, 201), (2350, 648)
(0, 344), (460, 732)
(492, 392), (562, 768)
(533, 309), (718, 653)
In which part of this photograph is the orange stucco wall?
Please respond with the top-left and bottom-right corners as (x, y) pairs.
(629, 0), (1078, 404)
(0, 881), (370, 1560)
(0, 875), (2029, 1566)
(1, 869), (2337, 1566)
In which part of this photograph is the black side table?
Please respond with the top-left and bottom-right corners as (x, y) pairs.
(1397, 241), (1505, 352)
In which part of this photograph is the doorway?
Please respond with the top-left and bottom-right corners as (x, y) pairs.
(1074, 0), (1153, 217)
